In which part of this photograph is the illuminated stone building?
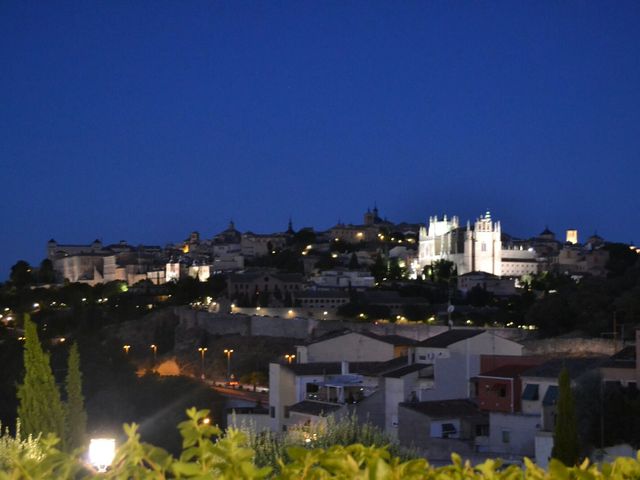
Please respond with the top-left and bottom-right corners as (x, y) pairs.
(417, 212), (502, 276)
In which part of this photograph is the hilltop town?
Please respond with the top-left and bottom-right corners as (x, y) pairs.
(2, 207), (640, 465)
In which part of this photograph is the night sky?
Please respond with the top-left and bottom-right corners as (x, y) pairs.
(2, 2), (640, 279)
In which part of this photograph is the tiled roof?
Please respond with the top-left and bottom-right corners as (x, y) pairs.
(400, 399), (484, 419)
(283, 356), (408, 377)
(601, 346), (636, 369)
(305, 329), (417, 347)
(288, 401), (343, 416)
(382, 363), (429, 378)
(417, 329), (485, 348)
(476, 364), (536, 379)
(521, 357), (606, 379)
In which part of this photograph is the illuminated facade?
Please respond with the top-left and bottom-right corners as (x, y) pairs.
(417, 212), (502, 276)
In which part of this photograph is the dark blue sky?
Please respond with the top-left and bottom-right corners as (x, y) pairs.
(2, 1), (640, 279)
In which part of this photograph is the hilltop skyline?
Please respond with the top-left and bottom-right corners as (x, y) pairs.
(2, 2), (640, 278)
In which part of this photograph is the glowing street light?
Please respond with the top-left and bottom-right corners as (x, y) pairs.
(285, 354), (296, 364)
(88, 438), (116, 472)
(198, 347), (208, 380)
(123, 344), (131, 355)
(223, 349), (234, 380)
(150, 344), (157, 367)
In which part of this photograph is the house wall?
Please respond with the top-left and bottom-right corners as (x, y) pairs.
(488, 412), (540, 457)
(419, 352), (480, 401)
(448, 332), (523, 357)
(535, 431), (554, 469)
(397, 406), (475, 457)
(476, 377), (518, 413)
(601, 366), (636, 386)
(520, 378), (555, 416)
(354, 390), (385, 430)
(306, 333), (396, 363)
(479, 355), (543, 374)
(269, 363), (297, 432)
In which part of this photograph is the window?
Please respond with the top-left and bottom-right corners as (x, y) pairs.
(502, 430), (510, 443)
(522, 383), (539, 401)
(270, 406), (275, 418)
(498, 386), (507, 398)
(481, 242), (487, 252)
(442, 423), (457, 438)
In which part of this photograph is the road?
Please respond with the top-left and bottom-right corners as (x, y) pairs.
(211, 385), (268, 404)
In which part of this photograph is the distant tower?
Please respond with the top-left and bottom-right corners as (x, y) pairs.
(287, 217), (295, 235)
(566, 229), (578, 245)
(364, 207), (375, 226)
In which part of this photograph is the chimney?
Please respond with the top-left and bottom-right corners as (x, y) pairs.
(341, 360), (349, 375)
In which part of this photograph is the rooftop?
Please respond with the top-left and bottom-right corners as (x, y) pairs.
(382, 363), (430, 378)
(282, 356), (408, 377)
(417, 329), (486, 348)
(475, 364), (538, 379)
(400, 399), (484, 419)
(601, 346), (637, 369)
(288, 401), (343, 416)
(304, 329), (417, 347)
(521, 357), (606, 379)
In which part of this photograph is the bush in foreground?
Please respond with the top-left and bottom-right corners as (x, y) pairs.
(2, 408), (640, 479)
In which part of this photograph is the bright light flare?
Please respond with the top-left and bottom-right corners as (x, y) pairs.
(88, 438), (116, 472)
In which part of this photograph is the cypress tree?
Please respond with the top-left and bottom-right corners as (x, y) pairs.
(64, 342), (87, 451)
(551, 367), (580, 465)
(17, 315), (66, 443)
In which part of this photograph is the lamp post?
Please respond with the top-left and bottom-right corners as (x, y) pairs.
(150, 344), (157, 368)
(123, 344), (131, 355)
(223, 349), (234, 381)
(198, 347), (208, 380)
(285, 354), (296, 364)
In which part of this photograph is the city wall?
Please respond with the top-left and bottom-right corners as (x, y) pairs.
(105, 307), (617, 357)
(173, 307), (526, 342)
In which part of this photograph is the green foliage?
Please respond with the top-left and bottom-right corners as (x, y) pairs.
(552, 367), (580, 465)
(0, 420), (43, 471)
(429, 259), (456, 284)
(16, 315), (65, 444)
(2, 408), (640, 479)
(64, 342), (87, 452)
(231, 411), (408, 470)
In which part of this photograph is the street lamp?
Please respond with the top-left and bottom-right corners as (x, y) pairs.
(285, 354), (296, 364)
(223, 349), (234, 381)
(198, 347), (208, 380)
(88, 438), (116, 472)
(123, 344), (131, 355)
(150, 344), (157, 368)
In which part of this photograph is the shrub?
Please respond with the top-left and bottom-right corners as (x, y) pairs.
(0, 420), (43, 471)
(1, 408), (640, 479)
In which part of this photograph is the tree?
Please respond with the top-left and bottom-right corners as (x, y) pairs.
(240, 371), (267, 392)
(388, 258), (405, 280)
(551, 367), (580, 465)
(37, 259), (56, 284)
(348, 253), (360, 269)
(370, 254), (387, 283)
(10, 260), (34, 288)
(431, 259), (456, 284)
(17, 315), (65, 443)
(64, 342), (87, 451)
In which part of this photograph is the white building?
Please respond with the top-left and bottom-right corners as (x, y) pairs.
(418, 212), (502, 276)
